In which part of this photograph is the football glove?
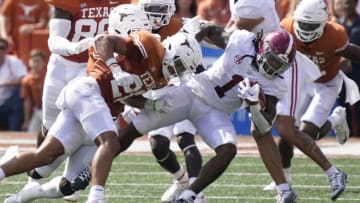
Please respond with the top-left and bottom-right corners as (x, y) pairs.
(67, 37), (93, 55)
(121, 105), (141, 123)
(111, 65), (142, 88)
(237, 78), (261, 108)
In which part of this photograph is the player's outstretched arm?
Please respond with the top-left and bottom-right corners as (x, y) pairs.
(337, 43), (360, 62)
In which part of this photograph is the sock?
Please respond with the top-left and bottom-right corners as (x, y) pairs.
(88, 185), (105, 200)
(28, 176), (44, 184)
(40, 176), (63, 198)
(328, 113), (341, 128)
(326, 166), (339, 177)
(189, 177), (196, 185)
(277, 183), (290, 192)
(283, 167), (291, 183)
(0, 168), (5, 180)
(178, 189), (196, 200)
(173, 167), (188, 184)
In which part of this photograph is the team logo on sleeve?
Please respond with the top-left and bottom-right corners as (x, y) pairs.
(234, 55), (243, 64)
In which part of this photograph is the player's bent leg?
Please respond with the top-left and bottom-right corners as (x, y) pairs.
(252, 128), (287, 186)
(191, 144), (236, 193)
(278, 116), (348, 200)
(150, 135), (180, 173)
(117, 122), (143, 153)
(4, 176), (68, 203)
(64, 144), (97, 202)
(176, 143), (236, 202)
(177, 133), (206, 203)
(177, 132), (202, 178)
(0, 135), (65, 179)
(88, 131), (121, 203)
(328, 106), (350, 144)
(150, 135), (189, 202)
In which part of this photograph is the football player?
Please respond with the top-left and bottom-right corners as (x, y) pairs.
(264, 0), (360, 199)
(1, 0), (130, 202)
(226, 0), (351, 201)
(1, 4), (156, 203)
(132, 0), (205, 202)
(225, 0), (295, 198)
(88, 22), (300, 202)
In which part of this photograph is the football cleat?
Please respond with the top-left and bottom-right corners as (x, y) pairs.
(161, 180), (190, 202)
(276, 189), (298, 203)
(331, 106), (350, 145)
(63, 190), (81, 202)
(329, 170), (348, 201)
(173, 198), (193, 203)
(4, 182), (42, 203)
(194, 192), (207, 203)
(71, 166), (91, 191)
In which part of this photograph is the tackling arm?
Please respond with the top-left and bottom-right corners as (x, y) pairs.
(195, 22), (229, 49)
(337, 43), (360, 62)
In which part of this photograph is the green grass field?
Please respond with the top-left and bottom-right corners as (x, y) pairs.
(0, 155), (359, 203)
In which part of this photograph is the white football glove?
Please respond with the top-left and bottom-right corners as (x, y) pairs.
(122, 105), (141, 123)
(181, 16), (201, 35)
(237, 78), (260, 108)
(67, 37), (93, 55)
(144, 94), (173, 113)
(111, 65), (142, 88)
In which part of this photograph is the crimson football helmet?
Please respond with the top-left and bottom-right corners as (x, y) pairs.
(138, 0), (176, 30)
(293, 0), (329, 43)
(161, 32), (202, 81)
(256, 29), (296, 79)
(108, 4), (151, 38)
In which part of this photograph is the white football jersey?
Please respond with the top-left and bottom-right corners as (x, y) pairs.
(229, 0), (281, 34)
(187, 30), (287, 113)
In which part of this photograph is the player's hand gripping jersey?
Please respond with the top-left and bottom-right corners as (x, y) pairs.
(87, 31), (167, 116)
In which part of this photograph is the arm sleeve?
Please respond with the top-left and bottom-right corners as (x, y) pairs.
(48, 18), (92, 56)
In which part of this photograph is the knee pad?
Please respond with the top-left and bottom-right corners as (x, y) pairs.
(26, 169), (43, 179)
(150, 135), (170, 160)
(177, 132), (196, 152)
(59, 177), (75, 196)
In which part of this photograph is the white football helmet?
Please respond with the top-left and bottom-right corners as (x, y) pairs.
(108, 4), (152, 38)
(293, 0), (329, 43)
(138, 0), (176, 30)
(162, 32), (202, 81)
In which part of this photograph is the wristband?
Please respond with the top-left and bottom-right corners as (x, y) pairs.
(105, 58), (117, 67)
(145, 100), (156, 111)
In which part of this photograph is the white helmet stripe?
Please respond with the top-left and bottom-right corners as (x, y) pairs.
(131, 32), (148, 59)
(285, 34), (294, 56)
